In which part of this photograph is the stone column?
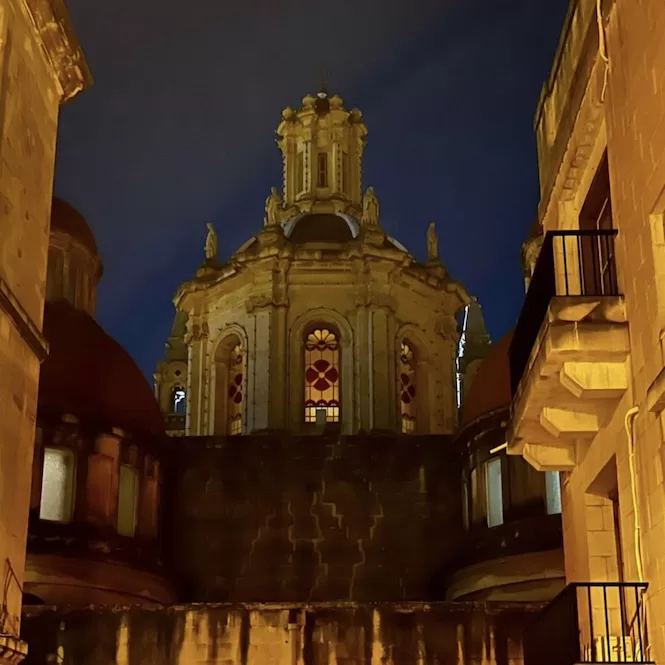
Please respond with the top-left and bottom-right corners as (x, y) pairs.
(269, 260), (290, 429)
(370, 300), (397, 431)
(185, 320), (209, 435)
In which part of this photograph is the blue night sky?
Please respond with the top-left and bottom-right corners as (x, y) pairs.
(54, 0), (569, 380)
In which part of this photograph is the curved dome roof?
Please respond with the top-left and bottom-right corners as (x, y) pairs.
(459, 330), (513, 428)
(285, 212), (359, 243)
(50, 198), (99, 256)
(39, 301), (165, 437)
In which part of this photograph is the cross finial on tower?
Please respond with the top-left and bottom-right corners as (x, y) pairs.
(318, 65), (329, 97)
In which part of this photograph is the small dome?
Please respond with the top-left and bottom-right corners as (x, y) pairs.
(288, 213), (356, 243)
(50, 198), (98, 256)
(459, 330), (513, 428)
(39, 301), (165, 437)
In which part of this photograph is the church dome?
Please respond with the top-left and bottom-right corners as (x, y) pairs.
(39, 300), (165, 437)
(50, 197), (99, 256)
(287, 212), (358, 244)
(459, 330), (513, 428)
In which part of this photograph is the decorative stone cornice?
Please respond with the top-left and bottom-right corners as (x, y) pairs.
(21, 0), (93, 103)
(184, 320), (209, 345)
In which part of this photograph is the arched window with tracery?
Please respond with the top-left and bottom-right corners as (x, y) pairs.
(171, 386), (186, 414)
(304, 328), (340, 423)
(213, 333), (246, 436)
(399, 341), (417, 433)
(227, 343), (244, 435)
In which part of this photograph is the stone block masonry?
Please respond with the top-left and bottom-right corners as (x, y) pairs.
(169, 434), (463, 602)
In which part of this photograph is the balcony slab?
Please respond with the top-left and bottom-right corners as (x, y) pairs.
(509, 296), (629, 472)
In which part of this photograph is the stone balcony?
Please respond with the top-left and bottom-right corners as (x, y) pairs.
(507, 230), (629, 471)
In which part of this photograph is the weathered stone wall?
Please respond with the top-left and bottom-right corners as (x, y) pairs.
(0, 0), (89, 645)
(21, 601), (541, 665)
(169, 434), (462, 602)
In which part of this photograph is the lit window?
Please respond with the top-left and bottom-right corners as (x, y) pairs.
(39, 448), (75, 522)
(304, 328), (340, 423)
(172, 386), (186, 413)
(296, 151), (305, 194)
(399, 342), (417, 433)
(117, 465), (139, 537)
(317, 152), (328, 188)
(485, 457), (504, 528)
(545, 471), (562, 515)
(227, 343), (244, 435)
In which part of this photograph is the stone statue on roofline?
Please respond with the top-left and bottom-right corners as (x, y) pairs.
(264, 187), (283, 227)
(427, 222), (439, 263)
(204, 222), (218, 264)
(362, 186), (379, 226)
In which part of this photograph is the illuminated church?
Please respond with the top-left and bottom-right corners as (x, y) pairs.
(18, 91), (565, 663)
(154, 91), (473, 438)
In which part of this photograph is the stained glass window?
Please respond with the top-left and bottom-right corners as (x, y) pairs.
(227, 343), (244, 435)
(399, 342), (416, 433)
(304, 328), (340, 423)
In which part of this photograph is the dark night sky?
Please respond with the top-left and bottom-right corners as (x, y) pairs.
(54, 0), (569, 380)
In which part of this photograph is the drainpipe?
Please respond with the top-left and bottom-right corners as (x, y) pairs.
(624, 406), (644, 582)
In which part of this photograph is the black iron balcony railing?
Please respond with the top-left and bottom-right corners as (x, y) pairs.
(510, 229), (620, 396)
(523, 582), (652, 665)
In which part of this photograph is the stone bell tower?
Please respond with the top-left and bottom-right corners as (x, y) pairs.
(276, 91), (368, 218)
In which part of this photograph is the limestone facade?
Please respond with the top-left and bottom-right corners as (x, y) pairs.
(155, 92), (471, 438)
(0, 0), (90, 658)
(507, 0), (665, 662)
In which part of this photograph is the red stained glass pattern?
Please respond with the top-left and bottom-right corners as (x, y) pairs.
(227, 344), (244, 435)
(304, 328), (340, 423)
(399, 342), (416, 433)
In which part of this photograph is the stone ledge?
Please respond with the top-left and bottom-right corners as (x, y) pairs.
(21, 0), (93, 103)
(0, 278), (48, 361)
(0, 634), (28, 665)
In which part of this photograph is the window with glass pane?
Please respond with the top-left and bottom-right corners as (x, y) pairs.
(485, 457), (504, 528)
(227, 343), (244, 435)
(304, 328), (340, 423)
(399, 342), (417, 433)
(39, 448), (75, 522)
(545, 471), (562, 515)
(117, 465), (139, 537)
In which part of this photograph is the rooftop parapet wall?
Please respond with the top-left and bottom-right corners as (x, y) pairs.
(167, 434), (462, 602)
(21, 601), (544, 665)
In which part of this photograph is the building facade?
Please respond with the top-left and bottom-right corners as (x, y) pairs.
(155, 92), (471, 438)
(508, 0), (665, 663)
(0, 0), (90, 660)
(23, 199), (174, 607)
